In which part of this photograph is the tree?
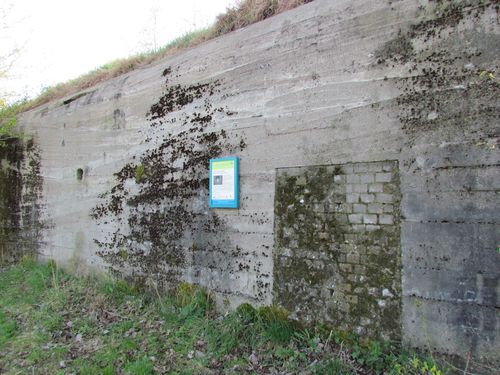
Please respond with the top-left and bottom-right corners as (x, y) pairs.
(0, 2), (23, 144)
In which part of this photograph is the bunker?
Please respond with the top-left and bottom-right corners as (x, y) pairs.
(4, 0), (499, 368)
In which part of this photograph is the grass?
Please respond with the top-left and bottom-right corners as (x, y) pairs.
(0, 258), (446, 374)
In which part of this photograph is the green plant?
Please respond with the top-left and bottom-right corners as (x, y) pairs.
(479, 69), (496, 81)
(312, 358), (355, 374)
(124, 356), (154, 375)
(175, 282), (213, 320)
(236, 302), (257, 324)
(0, 100), (27, 146)
(134, 164), (146, 183)
(0, 261), (452, 374)
(0, 310), (18, 347)
(99, 277), (135, 303)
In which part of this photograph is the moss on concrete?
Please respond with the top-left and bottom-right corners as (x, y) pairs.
(274, 162), (402, 340)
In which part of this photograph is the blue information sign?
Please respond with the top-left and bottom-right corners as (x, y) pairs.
(209, 157), (239, 208)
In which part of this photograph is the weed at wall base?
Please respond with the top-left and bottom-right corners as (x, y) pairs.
(0, 260), (455, 374)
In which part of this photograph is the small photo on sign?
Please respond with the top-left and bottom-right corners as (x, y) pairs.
(214, 175), (223, 185)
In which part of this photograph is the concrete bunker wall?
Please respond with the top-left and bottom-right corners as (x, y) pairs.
(0, 138), (44, 263)
(15, 0), (500, 367)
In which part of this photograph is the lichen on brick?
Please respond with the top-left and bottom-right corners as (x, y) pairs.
(274, 161), (401, 340)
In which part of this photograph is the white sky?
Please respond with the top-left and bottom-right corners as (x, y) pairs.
(0, 0), (238, 102)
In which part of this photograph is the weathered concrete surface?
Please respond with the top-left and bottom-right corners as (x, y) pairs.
(0, 139), (44, 263)
(14, 0), (500, 368)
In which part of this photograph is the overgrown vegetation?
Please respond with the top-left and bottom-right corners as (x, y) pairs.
(0, 259), (446, 374)
(0, 100), (27, 146)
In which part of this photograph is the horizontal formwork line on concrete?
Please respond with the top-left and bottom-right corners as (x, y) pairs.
(432, 163), (500, 171)
(401, 219), (499, 225)
(403, 294), (500, 310)
(402, 166), (500, 191)
(406, 266), (499, 279)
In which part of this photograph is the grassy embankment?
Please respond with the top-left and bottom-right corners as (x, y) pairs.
(0, 258), (445, 374)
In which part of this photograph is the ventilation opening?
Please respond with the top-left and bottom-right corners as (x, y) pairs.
(76, 168), (84, 180)
(62, 90), (93, 106)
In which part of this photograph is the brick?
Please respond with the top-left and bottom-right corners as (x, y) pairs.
(375, 193), (393, 203)
(368, 183), (384, 193)
(379, 214), (394, 225)
(331, 193), (346, 204)
(280, 248), (293, 257)
(353, 184), (368, 193)
(365, 225), (381, 232)
(343, 165), (354, 174)
(339, 263), (352, 272)
(336, 213), (349, 224)
(296, 176), (307, 186)
(383, 183), (397, 194)
(345, 184), (353, 193)
(347, 295), (358, 304)
(360, 173), (375, 183)
(360, 193), (374, 203)
(368, 203), (383, 214)
(347, 274), (358, 282)
(338, 302), (350, 313)
(383, 204), (393, 213)
(313, 203), (324, 212)
(347, 252), (360, 264)
(344, 234), (356, 242)
(352, 224), (366, 232)
(382, 162), (394, 172)
(375, 172), (392, 182)
(333, 184), (346, 194)
(346, 174), (359, 183)
(363, 214), (378, 224)
(353, 204), (367, 213)
(342, 204), (353, 214)
(318, 232), (330, 240)
(334, 174), (345, 183)
(354, 265), (366, 274)
(382, 288), (394, 298)
(367, 162), (384, 172)
(354, 163), (370, 173)
(348, 214), (363, 224)
(346, 193), (359, 203)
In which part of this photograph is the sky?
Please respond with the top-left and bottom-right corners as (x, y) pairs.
(0, 0), (238, 102)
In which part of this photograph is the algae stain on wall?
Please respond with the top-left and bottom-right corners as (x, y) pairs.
(91, 67), (247, 290)
(0, 139), (24, 263)
(372, 0), (499, 358)
(274, 161), (402, 340)
(0, 138), (45, 263)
